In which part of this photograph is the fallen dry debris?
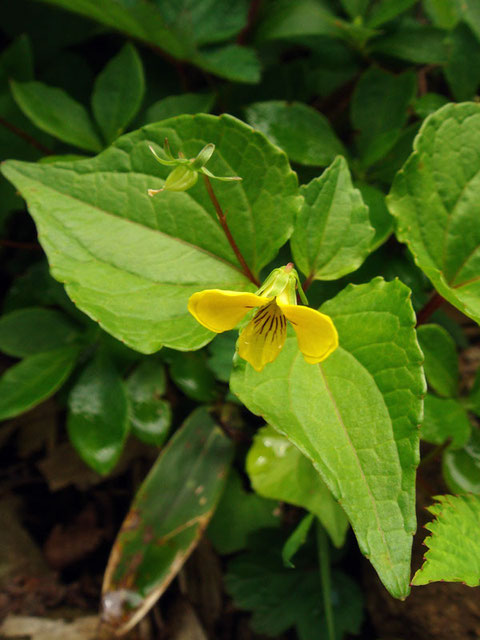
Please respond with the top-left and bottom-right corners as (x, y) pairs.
(0, 614), (99, 640)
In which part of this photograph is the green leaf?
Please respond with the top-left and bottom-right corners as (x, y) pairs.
(421, 394), (471, 449)
(255, 0), (342, 41)
(144, 92), (214, 124)
(351, 68), (416, 166)
(246, 101), (346, 167)
(125, 359), (171, 447)
(370, 22), (449, 64)
(357, 182), (393, 250)
(369, 122), (421, 186)
(0, 307), (81, 357)
(442, 428), (480, 494)
(413, 93), (449, 120)
(444, 24), (480, 101)
(208, 468), (280, 554)
(167, 351), (217, 402)
(1, 114), (300, 353)
(387, 102), (480, 325)
(424, 0), (460, 29)
(417, 324), (458, 397)
(282, 513), (315, 568)
(411, 494), (480, 586)
(0, 34), (33, 82)
(100, 407), (233, 636)
(192, 45), (261, 84)
(91, 43), (145, 145)
(455, 0), (480, 42)
(291, 156), (374, 281)
(340, 0), (369, 19)
(247, 425), (349, 548)
(231, 278), (425, 598)
(366, 0), (418, 28)
(225, 532), (364, 639)
(207, 331), (237, 383)
(0, 346), (79, 421)
(468, 368), (480, 417)
(67, 351), (129, 474)
(10, 80), (102, 152)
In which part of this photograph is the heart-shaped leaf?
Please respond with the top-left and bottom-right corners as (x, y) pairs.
(231, 278), (425, 598)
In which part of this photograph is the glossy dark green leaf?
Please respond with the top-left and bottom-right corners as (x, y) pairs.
(246, 425), (348, 548)
(192, 45), (261, 84)
(2, 114), (300, 353)
(144, 93), (214, 124)
(208, 468), (280, 554)
(207, 331), (237, 383)
(0, 346), (79, 421)
(100, 407), (233, 636)
(225, 532), (364, 639)
(421, 394), (471, 449)
(282, 513), (314, 568)
(126, 360), (171, 447)
(411, 494), (480, 586)
(92, 43), (145, 145)
(167, 351), (217, 403)
(10, 80), (102, 152)
(67, 352), (129, 474)
(388, 103), (480, 325)
(291, 156), (374, 281)
(351, 68), (416, 166)
(0, 307), (81, 358)
(246, 101), (346, 167)
(442, 428), (480, 494)
(417, 324), (458, 398)
(232, 278), (425, 598)
(444, 24), (480, 101)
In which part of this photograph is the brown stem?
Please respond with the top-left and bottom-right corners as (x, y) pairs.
(237, 0), (263, 44)
(0, 117), (53, 155)
(416, 292), (445, 325)
(302, 272), (315, 292)
(202, 175), (260, 286)
(0, 239), (42, 251)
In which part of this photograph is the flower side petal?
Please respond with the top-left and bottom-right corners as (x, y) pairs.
(188, 290), (269, 333)
(281, 304), (338, 364)
(238, 301), (287, 371)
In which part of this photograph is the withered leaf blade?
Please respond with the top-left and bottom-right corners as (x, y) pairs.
(100, 407), (233, 636)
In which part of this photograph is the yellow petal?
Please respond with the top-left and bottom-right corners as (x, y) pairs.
(281, 304), (338, 364)
(238, 301), (287, 371)
(188, 289), (270, 333)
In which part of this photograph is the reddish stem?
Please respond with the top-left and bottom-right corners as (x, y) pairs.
(0, 239), (42, 251)
(0, 117), (53, 155)
(237, 0), (263, 44)
(302, 272), (315, 292)
(416, 292), (445, 325)
(202, 175), (260, 286)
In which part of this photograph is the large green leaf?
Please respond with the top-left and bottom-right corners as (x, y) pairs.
(411, 494), (480, 586)
(67, 351), (129, 474)
(10, 80), (102, 152)
(0, 307), (81, 357)
(290, 156), (374, 281)
(351, 68), (416, 167)
(0, 346), (79, 420)
(32, 0), (258, 83)
(91, 43), (145, 145)
(231, 278), (425, 598)
(387, 102), (480, 325)
(1, 114), (300, 353)
(100, 407), (233, 635)
(247, 425), (349, 548)
(245, 101), (346, 167)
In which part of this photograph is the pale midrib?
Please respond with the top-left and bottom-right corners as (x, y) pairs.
(317, 362), (397, 574)
(16, 169), (248, 284)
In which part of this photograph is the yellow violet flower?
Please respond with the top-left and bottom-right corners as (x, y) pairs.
(188, 264), (338, 372)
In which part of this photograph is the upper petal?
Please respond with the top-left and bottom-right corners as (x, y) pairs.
(188, 289), (270, 333)
(280, 304), (338, 364)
